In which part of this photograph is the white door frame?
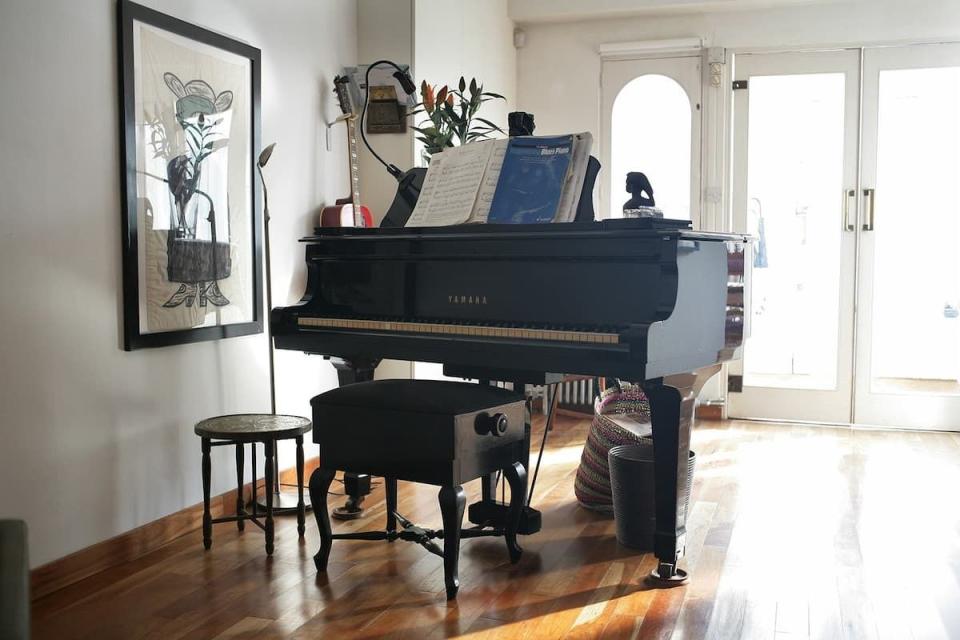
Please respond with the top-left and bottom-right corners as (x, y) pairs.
(600, 54), (703, 227)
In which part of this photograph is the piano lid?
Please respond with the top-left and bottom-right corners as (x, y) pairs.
(302, 217), (693, 242)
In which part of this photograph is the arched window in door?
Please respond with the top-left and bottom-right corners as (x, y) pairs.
(610, 74), (693, 219)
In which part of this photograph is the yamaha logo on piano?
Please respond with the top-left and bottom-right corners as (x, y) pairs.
(448, 295), (488, 305)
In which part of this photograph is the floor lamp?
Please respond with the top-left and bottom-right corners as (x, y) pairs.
(255, 143), (311, 513)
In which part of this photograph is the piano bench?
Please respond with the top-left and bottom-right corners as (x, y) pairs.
(308, 379), (529, 600)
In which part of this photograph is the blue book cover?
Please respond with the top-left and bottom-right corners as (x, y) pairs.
(487, 135), (573, 224)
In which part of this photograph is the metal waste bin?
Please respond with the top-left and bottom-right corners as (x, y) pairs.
(608, 444), (696, 550)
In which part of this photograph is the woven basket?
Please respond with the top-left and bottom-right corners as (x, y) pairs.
(574, 384), (651, 512)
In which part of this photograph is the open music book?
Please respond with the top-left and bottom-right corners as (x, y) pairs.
(405, 133), (593, 227)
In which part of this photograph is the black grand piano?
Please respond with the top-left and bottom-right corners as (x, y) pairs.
(273, 215), (750, 584)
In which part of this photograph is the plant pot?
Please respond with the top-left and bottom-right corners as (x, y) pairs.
(166, 236), (231, 283)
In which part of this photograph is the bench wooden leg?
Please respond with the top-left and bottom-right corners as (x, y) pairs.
(264, 443), (275, 556)
(503, 461), (526, 564)
(201, 438), (212, 550)
(438, 484), (465, 600)
(385, 477), (397, 535)
(296, 436), (306, 538)
(309, 467), (336, 572)
(235, 444), (245, 532)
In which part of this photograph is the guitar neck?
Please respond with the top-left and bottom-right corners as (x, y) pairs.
(345, 117), (361, 223)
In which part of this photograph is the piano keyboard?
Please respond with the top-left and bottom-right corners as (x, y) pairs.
(297, 317), (621, 344)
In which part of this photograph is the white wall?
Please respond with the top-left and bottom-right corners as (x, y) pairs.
(509, 0), (847, 23)
(414, 0), (517, 140)
(0, 0), (356, 566)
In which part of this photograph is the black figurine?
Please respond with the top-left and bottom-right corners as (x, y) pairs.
(508, 111), (535, 137)
(623, 172), (655, 211)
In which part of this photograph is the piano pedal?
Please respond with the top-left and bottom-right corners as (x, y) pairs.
(467, 500), (541, 535)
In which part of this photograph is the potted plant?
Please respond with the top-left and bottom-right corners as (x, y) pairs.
(411, 76), (505, 161)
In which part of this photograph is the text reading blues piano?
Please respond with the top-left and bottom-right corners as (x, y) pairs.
(272, 154), (750, 585)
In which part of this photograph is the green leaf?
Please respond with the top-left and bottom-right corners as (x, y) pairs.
(459, 76), (466, 92)
(482, 91), (506, 100)
(442, 101), (461, 124)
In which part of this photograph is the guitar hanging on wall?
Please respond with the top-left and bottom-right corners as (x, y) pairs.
(321, 75), (374, 228)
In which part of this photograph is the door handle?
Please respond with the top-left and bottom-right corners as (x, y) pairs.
(862, 188), (876, 231)
(843, 189), (856, 231)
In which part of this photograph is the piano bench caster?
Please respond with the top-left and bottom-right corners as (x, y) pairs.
(646, 562), (689, 587)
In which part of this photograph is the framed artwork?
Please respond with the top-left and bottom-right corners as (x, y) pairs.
(118, 0), (262, 350)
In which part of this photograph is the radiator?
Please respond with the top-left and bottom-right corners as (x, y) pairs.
(490, 380), (598, 416)
(539, 378), (597, 415)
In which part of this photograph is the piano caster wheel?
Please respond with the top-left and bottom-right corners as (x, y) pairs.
(332, 505), (364, 520)
(646, 562), (689, 587)
(332, 496), (365, 521)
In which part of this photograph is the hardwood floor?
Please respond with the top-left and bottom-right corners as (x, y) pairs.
(32, 416), (960, 639)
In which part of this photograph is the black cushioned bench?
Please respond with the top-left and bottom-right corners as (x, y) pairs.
(308, 379), (528, 599)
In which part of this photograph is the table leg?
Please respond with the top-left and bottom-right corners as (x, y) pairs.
(250, 442), (257, 519)
(235, 443), (245, 531)
(201, 438), (212, 550)
(264, 441), (275, 555)
(296, 435), (305, 537)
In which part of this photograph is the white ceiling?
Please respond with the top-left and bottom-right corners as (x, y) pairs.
(508, 0), (855, 24)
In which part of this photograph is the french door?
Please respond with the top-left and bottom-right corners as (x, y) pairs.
(728, 50), (861, 423)
(855, 43), (960, 429)
(730, 44), (960, 431)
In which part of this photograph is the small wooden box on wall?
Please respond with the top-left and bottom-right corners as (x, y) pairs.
(366, 85), (406, 134)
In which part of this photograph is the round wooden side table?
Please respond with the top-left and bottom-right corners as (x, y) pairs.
(194, 414), (311, 555)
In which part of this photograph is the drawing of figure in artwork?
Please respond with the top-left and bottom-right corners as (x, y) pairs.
(159, 71), (233, 308)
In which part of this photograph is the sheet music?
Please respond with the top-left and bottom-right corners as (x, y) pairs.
(406, 141), (496, 227)
(554, 132), (593, 223)
(466, 139), (510, 224)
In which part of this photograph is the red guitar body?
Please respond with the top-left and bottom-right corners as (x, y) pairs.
(319, 198), (373, 228)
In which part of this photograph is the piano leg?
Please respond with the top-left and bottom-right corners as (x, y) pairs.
(641, 364), (720, 586)
(330, 358), (380, 520)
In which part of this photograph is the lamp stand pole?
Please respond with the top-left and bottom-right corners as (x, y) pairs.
(256, 153), (311, 514)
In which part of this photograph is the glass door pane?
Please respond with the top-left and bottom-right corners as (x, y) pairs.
(728, 50), (860, 423)
(856, 43), (960, 429)
(610, 74), (692, 219)
(744, 73), (846, 391)
(872, 68), (960, 394)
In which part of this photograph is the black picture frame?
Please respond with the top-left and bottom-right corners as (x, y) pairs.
(118, 0), (263, 350)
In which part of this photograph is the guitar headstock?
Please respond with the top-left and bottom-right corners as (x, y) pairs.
(333, 75), (355, 116)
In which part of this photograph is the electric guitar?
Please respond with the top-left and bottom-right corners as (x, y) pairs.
(320, 75), (374, 228)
